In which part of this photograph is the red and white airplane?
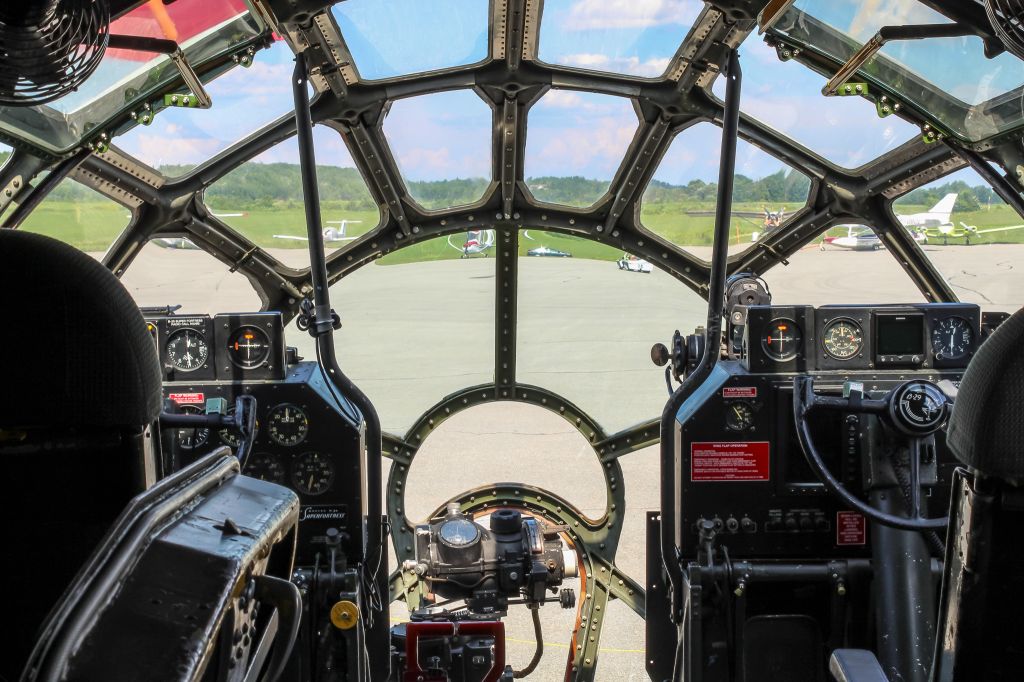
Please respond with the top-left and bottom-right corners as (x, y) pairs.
(447, 229), (495, 257)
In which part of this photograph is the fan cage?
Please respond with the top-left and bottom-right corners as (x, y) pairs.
(986, 0), (1024, 60)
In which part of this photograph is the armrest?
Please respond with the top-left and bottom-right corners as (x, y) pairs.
(829, 649), (889, 682)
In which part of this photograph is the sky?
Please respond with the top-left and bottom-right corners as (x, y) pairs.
(100, 0), (988, 187)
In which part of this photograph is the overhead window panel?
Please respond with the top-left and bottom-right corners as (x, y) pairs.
(384, 90), (491, 211)
(116, 40), (297, 177)
(332, 0), (489, 80)
(640, 122), (811, 260)
(524, 90), (638, 208)
(537, 0), (702, 79)
(713, 38), (919, 169)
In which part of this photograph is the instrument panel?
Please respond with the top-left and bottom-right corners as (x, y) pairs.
(150, 311), (365, 564)
(743, 303), (981, 373)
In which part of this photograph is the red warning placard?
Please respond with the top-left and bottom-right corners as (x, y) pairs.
(168, 392), (205, 405)
(691, 442), (770, 482)
(723, 386), (758, 399)
(836, 511), (866, 546)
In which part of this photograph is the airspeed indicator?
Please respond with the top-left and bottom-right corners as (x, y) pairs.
(822, 319), (864, 360)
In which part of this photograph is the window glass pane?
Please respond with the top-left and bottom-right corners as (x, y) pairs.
(641, 122), (811, 260)
(116, 40), (296, 175)
(894, 167), (1024, 313)
(19, 180), (132, 254)
(288, 236), (495, 435)
(207, 126), (378, 269)
(119, 239), (261, 314)
(517, 231), (702, 432)
(332, 0), (489, 80)
(763, 227), (924, 306)
(536, 0), (701, 79)
(712, 38), (918, 168)
(525, 91), (638, 207)
(384, 90), (491, 210)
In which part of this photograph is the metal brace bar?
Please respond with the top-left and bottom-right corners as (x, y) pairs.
(603, 117), (670, 234)
(500, 99), (518, 218)
(348, 124), (413, 236)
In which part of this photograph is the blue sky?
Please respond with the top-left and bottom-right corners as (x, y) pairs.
(109, 0), (986, 187)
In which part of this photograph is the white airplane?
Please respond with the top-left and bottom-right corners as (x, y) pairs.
(447, 229), (495, 257)
(825, 194), (960, 250)
(273, 220), (362, 243)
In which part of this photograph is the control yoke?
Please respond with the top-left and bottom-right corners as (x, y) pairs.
(793, 377), (951, 531)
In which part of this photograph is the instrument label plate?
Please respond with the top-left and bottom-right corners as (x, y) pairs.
(836, 511), (867, 545)
(690, 441), (770, 482)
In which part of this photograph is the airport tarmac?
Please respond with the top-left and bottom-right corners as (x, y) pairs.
(112, 241), (1023, 680)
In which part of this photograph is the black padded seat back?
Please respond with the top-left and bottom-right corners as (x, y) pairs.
(0, 229), (163, 679)
(0, 229), (162, 430)
(947, 306), (1024, 481)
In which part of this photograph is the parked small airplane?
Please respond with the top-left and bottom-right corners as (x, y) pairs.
(447, 229), (495, 257)
(273, 219), (362, 243)
(923, 221), (1024, 244)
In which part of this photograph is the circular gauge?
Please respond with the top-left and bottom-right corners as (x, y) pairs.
(725, 401), (755, 431)
(822, 318), (864, 360)
(219, 407), (257, 447)
(761, 318), (803, 361)
(931, 316), (973, 361)
(175, 404), (209, 449)
(438, 518), (481, 547)
(267, 404), (309, 446)
(244, 452), (287, 484)
(227, 325), (271, 369)
(165, 328), (209, 372)
(292, 452), (334, 496)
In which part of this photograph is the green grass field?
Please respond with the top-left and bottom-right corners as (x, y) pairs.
(18, 199), (1024, 262)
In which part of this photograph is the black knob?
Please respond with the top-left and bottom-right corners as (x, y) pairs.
(725, 517), (739, 533)
(490, 509), (522, 534)
(651, 343), (670, 367)
(740, 517), (756, 533)
(784, 517), (798, 531)
(799, 516), (812, 531)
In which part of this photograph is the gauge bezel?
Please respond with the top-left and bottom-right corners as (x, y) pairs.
(267, 403), (310, 447)
(244, 452), (287, 484)
(725, 401), (755, 432)
(291, 451), (335, 496)
(761, 317), (803, 362)
(821, 317), (865, 361)
(930, 315), (974, 361)
(175, 404), (210, 449)
(226, 325), (272, 369)
(165, 328), (210, 372)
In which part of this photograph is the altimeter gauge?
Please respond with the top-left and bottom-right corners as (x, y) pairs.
(931, 316), (973, 361)
(822, 319), (864, 360)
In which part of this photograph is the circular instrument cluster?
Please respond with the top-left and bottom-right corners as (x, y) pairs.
(175, 404), (209, 449)
(762, 318), (803, 361)
(243, 450), (335, 496)
(227, 325), (272, 368)
(267, 403), (309, 446)
(822, 318), (864, 360)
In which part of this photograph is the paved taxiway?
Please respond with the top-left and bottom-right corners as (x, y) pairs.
(113, 242), (1023, 680)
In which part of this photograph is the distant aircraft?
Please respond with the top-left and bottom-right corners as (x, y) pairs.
(527, 246), (571, 257)
(273, 219), (362, 244)
(447, 229), (495, 257)
(922, 220), (1024, 245)
(820, 226), (884, 251)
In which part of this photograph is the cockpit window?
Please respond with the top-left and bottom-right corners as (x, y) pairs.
(116, 40), (296, 176)
(18, 179), (132, 254)
(0, 0), (264, 155)
(118, 239), (261, 314)
(892, 167), (1024, 312)
(289, 236), (496, 435)
(536, 0), (701, 79)
(206, 126), (378, 270)
(331, 0), (490, 81)
(516, 231), (703, 432)
(524, 90), (638, 208)
(771, 0), (1024, 142)
(763, 225), (925, 306)
(384, 90), (492, 211)
(712, 38), (919, 168)
(640, 122), (811, 260)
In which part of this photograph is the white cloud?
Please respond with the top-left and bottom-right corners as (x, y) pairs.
(559, 52), (671, 77)
(564, 0), (701, 31)
(848, 0), (939, 42)
(540, 90), (586, 109)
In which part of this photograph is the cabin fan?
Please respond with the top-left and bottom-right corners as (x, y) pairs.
(985, 0), (1024, 60)
(0, 0), (110, 107)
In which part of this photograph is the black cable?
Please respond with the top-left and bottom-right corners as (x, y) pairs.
(513, 607), (544, 678)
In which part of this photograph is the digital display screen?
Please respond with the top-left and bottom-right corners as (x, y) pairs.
(875, 314), (924, 356)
